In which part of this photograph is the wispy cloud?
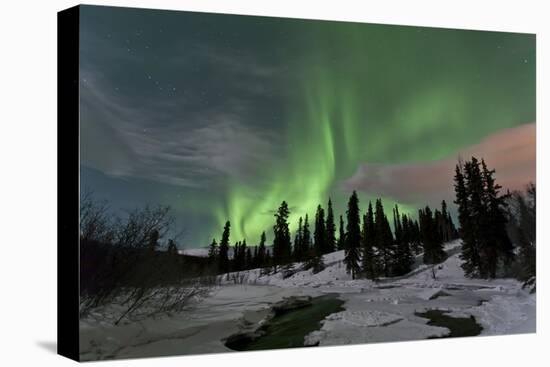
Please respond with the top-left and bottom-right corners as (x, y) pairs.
(80, 68), (280, 189)
(342, 123), (536, 206)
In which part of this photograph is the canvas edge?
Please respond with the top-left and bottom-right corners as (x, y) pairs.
(57, 4), (81, 362)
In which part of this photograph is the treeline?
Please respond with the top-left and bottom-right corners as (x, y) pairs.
(507, 183), (536, 290)
(208, 194), (458, 280)
(454, 157), (514, 278)
(454, 157), (536, 285)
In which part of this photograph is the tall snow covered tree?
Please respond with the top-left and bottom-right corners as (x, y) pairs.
(301, 214), (312, 257)
(325, 198), (337, 253)
(218, 221), (231, 274)
(465, 158), (487, 276)
(246, 247), (252, 269)
(393, 205), (413, 276)
(419, 206), (446, 265)
(314, 204), (326, 256)
(272, 201), (292, 266)
(257, 231), (267, 267)
(507, 184), (535, 289)
(454, 157), (514, 279)
(454, 162), (479, 276)
(361, 201), (377, 279)
(344, 191), (361, 279)
(481, 159), (514, 277)
(337, 215), (345, 250)
(374, 199), (394, 277)
(207, 238), (218, 263)
(293, 216), (304, 261)
(304, 209), (325, 274)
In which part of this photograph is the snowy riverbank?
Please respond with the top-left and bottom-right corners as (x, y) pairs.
(79, 240), (535, 360)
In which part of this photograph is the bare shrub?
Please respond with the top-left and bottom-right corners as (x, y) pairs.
(79, 192), (213, 323)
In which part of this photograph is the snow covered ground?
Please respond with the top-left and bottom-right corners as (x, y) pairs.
(79, 240), (536, 360)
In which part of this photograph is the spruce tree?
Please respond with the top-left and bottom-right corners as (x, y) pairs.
(233, 241), (242, 271)
(465, 158), (488, 276)
(218, 221), (231, 274)
(314, 205), (326, 256)
(393, 206), (413, 276)
(257, 231), (267, 267)
(325, 198), (337, 253)
(344, 191), (361, 279)
(241, 239), (248, 270)
(272, 201), (291, 266)
(294, 216), (304, 260)
(337, 215), (345, 250)
(454, 162), (479, 276)
(481, 159), (514, 277)
(301, 214), (312, 258)
(507, 184), (535, 287)
(361, 201), (377, 279)
(374, 199), (394, 277)
(208, 238), (218, 262)
(304, 210), (325, 274)
(419, 206), (446, 265)
(253, 246), (259, 269)
(246, 247), (252, 270)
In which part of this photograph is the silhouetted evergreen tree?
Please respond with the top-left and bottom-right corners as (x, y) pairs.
(253, 246), (259, 269)
(304, 209), (325, 274)
(337, 215), (345, 250)
(393, 205), (414, 275)
(257, 231), (267, 268)
(272, 201), (291, 266)
(207, 238), (218, 263)
(361, 201), (377, 279)
(325, 199), (337, 253)
(465, 158), (487, 276)
(301, 214), (312, 259)
(263, 249), (272, 274)
(232, 241), (242, 271)
(374, 199), (394, 277)
(407, 217), (422, 254)
(454, 162), (479, 276)
(294, 216), (304, 260)
(419, 206), (446, 265)
(246, 247), (252, 269)
(481, 159), (514, 277)
(314, 204), (326, 256)
(507, 184), (535, 289)
(438, 200), (457, 241)
(454, 157), (514, 278)
(344, 191), (361, 279)
(218, 221), (231, 274)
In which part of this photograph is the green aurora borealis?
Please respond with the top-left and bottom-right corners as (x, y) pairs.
(80, 7), (535, 247)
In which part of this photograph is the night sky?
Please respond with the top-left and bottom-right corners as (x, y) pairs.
(79, 5), (536, 248)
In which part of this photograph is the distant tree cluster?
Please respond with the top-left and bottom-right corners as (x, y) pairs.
(209, 193), (458, 281)
(454, 157), (515, 278)
(208, 156), (534, 285)
(351, 196), (455, 280)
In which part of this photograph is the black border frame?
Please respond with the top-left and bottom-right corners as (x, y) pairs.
(57, 5), (80, 362)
